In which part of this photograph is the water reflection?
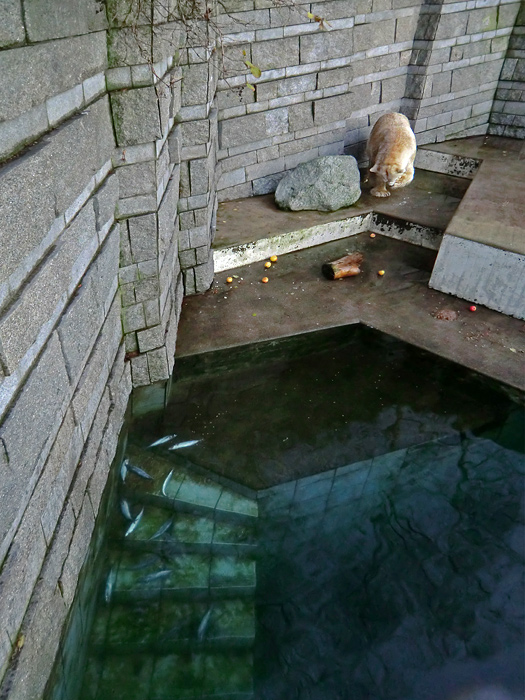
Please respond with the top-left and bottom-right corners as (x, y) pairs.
(256, 429), (524, 700)
(48, 327), (524, 700)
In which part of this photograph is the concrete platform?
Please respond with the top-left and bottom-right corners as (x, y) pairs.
(213, 168), (469, 271)
(428, 137), (525, 319)
(176, 136), (525, 394)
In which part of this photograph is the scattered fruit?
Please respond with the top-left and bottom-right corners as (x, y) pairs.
(469, 305), (477, 312)
(378, 270), (385, 276)
(270, 255), (278, 262)
(369, 233), (376, 238)
(261, 277), (269, 283)
(264, 261), (272, 268)
(226, 277), (233, 283)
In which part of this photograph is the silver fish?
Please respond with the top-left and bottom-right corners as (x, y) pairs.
(139, 569), (171, 584)
(105, 567), (117, 603)
(125, 507), (144, 537)
(197, 606), (213, 642)
(128, 463), (153, 481)
(120, 499), (133, 521)
(168, 439), (201, 451)
(148, 434), (177, 448)
(150, 517), (174, 540)
(162, 469), (174, 496)
(120, 458), (129, 483)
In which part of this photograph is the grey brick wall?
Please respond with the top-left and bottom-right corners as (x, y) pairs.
(489, 3), (525, 138)
(216, 0), (522, 201)
(0, 1), (185, 696)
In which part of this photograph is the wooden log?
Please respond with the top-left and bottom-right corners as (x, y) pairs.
(322, 252), (364, 280)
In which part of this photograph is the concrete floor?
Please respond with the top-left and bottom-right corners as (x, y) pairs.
(176, 137), (525, 395)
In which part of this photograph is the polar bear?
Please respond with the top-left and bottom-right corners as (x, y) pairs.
(366, 112), (417, 197)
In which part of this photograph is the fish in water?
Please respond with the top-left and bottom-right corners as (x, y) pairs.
(125, 508), (144, 537)
(162, 469), (174, 496)
(128, 463), (153, 481)
(105, 567), (117, 603)
(169, 439), (201, 451)
(150, 517), (174, 540)
(120, 458), (129, 483)
(197, 606), (213, 642)
(138, 569), (171, 584)
(120, 499), (133, 521)
(148, 434), (177, 448)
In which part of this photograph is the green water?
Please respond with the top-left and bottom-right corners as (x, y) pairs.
(49, 326), (524, 700)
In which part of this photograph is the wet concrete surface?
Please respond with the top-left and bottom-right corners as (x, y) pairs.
(177, 232), (525, 392)
(176, 136), (525, 394)
(214, 169), (469, 250)
(427, 136), (525, 256)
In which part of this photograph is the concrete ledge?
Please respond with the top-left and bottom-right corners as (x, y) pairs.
(427, 135), (525, 318)
(429, 235), (525, 320)
(214, 214), (371, 272)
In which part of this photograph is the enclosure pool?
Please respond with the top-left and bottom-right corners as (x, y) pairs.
(48, 325), (524, 700)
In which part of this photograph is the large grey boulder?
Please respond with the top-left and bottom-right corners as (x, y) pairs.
(275, 155), (361, 212)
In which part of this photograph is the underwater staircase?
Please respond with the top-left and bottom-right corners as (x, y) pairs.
(81, 444), (258, 700)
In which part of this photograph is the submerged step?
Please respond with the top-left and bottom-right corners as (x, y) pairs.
(80, 649), (254, 700)
(107, 553), (256, 599)
(93, 598), (255, 648)
(119, 491), (257, 530)
(123, 445), (258, 518)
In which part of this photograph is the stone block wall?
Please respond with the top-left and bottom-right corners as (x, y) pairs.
(0, 2), (183, 697)
(177, 36), (220, 295)
(105, 6), (185, 386)
(489, 2), (525, 138)
(214, 0), (521, 201)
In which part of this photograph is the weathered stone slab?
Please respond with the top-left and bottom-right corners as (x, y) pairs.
(0, 97), (115, 294)
(0, 33), (107, 123)
(93, 174), (119, 231)
(0, 204), (98, 372)
(24, 0), (107, 41)
(314, 83), (378, 126)
(430, 235), (525, 320)
(0, 333), (70, 565)
(353, 18), (395, 53)
(300, 27), (353, 63)
(0, 0), (24, 48)
(251, 36), (299, 71)
(181, 63), (210, 107)
(110, 87), (163, 147)
(275, 156), (361, 212)
(128, 213), (158, 263)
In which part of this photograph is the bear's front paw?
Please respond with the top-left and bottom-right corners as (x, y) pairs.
(371, 187), (391, 198)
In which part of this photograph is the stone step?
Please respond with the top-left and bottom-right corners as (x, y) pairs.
(92, 598), (255, 648)
(105, 552), (256, 601)
(119, 539), (257, 558)
(122, 445), (258, 519)
(96, 636), (254, 656)
(80, 648), (253, 700)
(110, 584), (256, 605)
(117, 500), (257, 544)
(212, 165), (470, 272)
(118, 492), (257, 535)
(414, 145), (480, 179)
